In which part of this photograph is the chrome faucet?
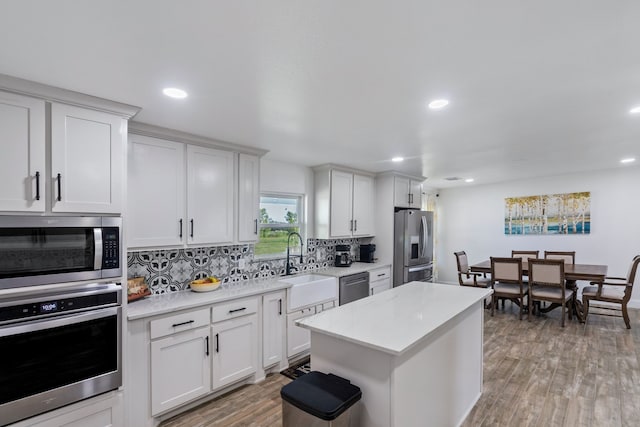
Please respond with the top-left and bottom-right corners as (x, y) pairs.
(285, 232), (304, 276)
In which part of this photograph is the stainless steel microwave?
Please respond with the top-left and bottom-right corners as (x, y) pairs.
(0, 216), (121, 289)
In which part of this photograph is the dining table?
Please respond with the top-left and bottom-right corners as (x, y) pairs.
(470, 260), (608, 322)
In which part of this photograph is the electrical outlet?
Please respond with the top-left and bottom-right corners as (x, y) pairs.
(238, 259), (246, 269)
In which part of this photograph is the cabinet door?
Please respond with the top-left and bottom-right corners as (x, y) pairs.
(287, 308), (312, 358)
(150, 327), (211, 416)
(329, 170), (354, 237)
(211, 314), (257, 390)
(51, 103), (124, 213)
(187, 145), (234, 245)
(370, 278), (392, 295)
(0, 92), (45, 212)
(262, 291), (285, 367)
(409, 180), (423, 208)
(393, 176), (410, 208)
(238, 153), (260, 242)
(352, 174), (375, 236)
(127, 135), (185, 248)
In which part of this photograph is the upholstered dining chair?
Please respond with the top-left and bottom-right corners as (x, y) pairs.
(454, 251), (491, 288)
(528, 258), (573, 327)
(490, 257), (527, 320)
(511, 250), (540, 269)
(582, 255), (640, 329)
(544, 251), (577, 288)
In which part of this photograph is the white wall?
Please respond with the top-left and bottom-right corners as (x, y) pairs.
(260, 158), (315, 237)
(435, 166), (640, 307)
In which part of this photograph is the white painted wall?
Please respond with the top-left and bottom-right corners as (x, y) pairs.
(260, 158), (315, 237)
(435, 166), (640, 307)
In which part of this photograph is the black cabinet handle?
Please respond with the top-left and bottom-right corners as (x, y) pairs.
(179, 219), (183, 239)
(228, 307), (246, 314)
(354, 219), (357, 232)
(254, 219), (258, 234)
(215, 333), (219, 353)
(378, 273), (385, 277)
(190, 219), (194, 238)
(278, 299), (282, 315)
(35, 171), (40, 201)
(172, 320), (194, 328)
(205, 336), (210, 356)
(57, 173), (62, 201)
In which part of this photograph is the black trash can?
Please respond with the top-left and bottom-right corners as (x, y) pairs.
(281, 371), (362, 427)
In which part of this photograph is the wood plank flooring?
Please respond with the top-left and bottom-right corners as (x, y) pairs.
(160, 305), (640, 427)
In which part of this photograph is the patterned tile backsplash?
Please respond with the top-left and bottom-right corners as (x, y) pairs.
(128, 238), (363, 294)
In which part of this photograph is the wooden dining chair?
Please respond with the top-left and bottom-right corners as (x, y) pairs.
(582, 255), (640, 329)
(511, 250), (540, 268)
(528, 258), (573, 327)
(490, 257), (527, 320)
(454, 251), (490, 288)
(544, 250), (577, 288)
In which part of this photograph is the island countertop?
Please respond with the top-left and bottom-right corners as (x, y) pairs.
(296, 281), (492, 356)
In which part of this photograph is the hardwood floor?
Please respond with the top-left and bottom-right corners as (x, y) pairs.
(160, 306), (640, 427)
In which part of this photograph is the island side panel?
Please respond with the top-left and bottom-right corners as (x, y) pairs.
(310, 332), (394, 427)
(392, 301), (484, 427)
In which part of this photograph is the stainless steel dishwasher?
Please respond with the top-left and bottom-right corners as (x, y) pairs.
(339, 272), (370, 305)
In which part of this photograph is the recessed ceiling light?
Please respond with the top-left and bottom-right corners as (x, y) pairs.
(444, 177), (462, 181)
(465, 178), (475, 183)
(620, 157), (636, 164)
(392, 157), (404, 162)
(163, 87), (188, 99)
(630, 106), (640, 114)
(428, 99), (449, 110)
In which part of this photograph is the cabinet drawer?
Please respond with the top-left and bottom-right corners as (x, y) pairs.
(211, 297), (258, 323)
(369, 266), (391, 282)
(150, 308), (210, 340)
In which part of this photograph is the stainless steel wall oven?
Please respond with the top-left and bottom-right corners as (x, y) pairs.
(0, 282), (122, 426)
(0, 216), (121, 289)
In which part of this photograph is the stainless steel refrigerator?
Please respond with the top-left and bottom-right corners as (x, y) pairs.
(393, 209), (433, 287)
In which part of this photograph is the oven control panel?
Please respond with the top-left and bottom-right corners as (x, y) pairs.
(0, 284), (121, 324)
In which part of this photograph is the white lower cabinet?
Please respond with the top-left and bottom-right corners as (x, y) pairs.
(211, 297), (258, 390)
(149, 308), (211, 416)
(9, 391), (123, 427)
(262, 291), (285, 367)
(286, 307), (314, 358)
(369, 266), (392, 296)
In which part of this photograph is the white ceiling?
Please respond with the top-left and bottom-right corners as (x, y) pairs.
(1, 1), (639, 188)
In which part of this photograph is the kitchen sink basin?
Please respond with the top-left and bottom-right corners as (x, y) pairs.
(279, 274), (338, 311)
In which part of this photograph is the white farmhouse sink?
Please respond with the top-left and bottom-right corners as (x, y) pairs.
(280, 274), (338, 312)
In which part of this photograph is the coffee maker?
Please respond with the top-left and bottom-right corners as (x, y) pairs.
(334, 244), (352, 267)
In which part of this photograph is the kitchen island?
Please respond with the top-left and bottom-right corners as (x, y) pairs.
(296, 281), (492, 427)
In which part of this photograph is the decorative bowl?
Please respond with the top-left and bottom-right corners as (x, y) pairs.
(190, 277), (221, 292)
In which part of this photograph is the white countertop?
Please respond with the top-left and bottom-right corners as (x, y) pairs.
(319, 262), (390, 278)
(126, 262), (390, 320)
(296, 281), (492, 356)
(127, 277), (290, 320)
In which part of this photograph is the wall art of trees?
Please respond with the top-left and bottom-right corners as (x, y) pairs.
(504, 192), (590, 235)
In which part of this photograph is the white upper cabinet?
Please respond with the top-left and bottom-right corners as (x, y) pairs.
(315, 166), (375, 239)
(127, 135), (185, 248)
(329, 170), (354, 237)
(352, 173), (375, 236)
(394, 176), (422, 209)
(186, 145), (235, 245)
(237, 154), (260, 242)
(0, 91), (45, 212)
(51, 103), (124, 213)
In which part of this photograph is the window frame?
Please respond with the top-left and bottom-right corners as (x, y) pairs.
(254, 192), (305, 260)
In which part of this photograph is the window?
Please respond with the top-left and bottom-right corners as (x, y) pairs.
(255, 194), (304, 258)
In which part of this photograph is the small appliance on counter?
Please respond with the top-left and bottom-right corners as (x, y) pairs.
(359, 244), (376, 263)
(334, 244), (352, 267)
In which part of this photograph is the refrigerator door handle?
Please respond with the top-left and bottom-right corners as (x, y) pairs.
(409, 264), (432, 273)
(420, 215), (428, 259)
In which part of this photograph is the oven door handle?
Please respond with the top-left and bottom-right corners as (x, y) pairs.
(0, 306), (120, 337)
(408, 265), (432, 273)
(94, 228), (103, 270)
